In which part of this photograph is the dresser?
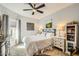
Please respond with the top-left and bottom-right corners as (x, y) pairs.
(53, 36), (65, 52)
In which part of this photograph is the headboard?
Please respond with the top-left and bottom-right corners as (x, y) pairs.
(42, 28), (56, 36)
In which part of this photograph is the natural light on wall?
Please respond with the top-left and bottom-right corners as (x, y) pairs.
(39, 25), (44, 32)
(57, 23), (66, 37)
(35, 24), (44, 33)
(57, 23), (65, 31)
(38, 24), (44, 33)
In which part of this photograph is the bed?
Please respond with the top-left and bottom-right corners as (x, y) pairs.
(22, 32), (54, 56)
(10, 33), (53, 56)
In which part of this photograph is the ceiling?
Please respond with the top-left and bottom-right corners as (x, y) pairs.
(1, 3), (73, 19)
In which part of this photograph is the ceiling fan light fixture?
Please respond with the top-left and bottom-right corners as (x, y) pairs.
(33, 9), (36, 12)
(23, 3), (45, 15)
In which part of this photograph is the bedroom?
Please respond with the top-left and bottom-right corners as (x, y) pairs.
(0, 3), (79, 56)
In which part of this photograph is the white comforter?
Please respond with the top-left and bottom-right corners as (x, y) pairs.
(23, 34), (53, 56)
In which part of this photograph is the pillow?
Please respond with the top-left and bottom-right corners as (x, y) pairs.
(46, 33), (53, 38)
(41, 32), (47, 37)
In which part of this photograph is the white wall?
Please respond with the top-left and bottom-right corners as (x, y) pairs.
(21, 17), (39, 40)
(0, 4), (39, 42)
(1, 3), (79, 41)
(39, 3), (79, 29)
(38, 3), (79, 37)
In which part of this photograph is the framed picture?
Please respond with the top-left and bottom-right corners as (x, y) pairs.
(46, 22), (52, 28)
(27, 22), (34, 31)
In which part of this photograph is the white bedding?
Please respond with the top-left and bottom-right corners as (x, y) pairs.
(22, 33), (53, 56)
(27, 33), (53, 41)
(29, 35), (47, 41)
(8, 33), (53, 56)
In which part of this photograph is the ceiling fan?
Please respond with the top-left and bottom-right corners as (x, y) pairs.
(23, 3), (45, 15)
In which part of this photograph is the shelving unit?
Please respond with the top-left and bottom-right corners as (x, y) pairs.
(67, 26), (75, 41)
(66, 24), (79, 55)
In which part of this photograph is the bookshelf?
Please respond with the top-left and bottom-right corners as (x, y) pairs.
(66, 24), (79, 55)
(67, 26), (75, 41)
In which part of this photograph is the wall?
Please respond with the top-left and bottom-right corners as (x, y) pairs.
(0, 4), (39, 42)
(38, 4), (79, 36)
(21, 17), (39, 40)
(39, 3), (79, 28)
(38, 3), (79, 37)
(1, 3), (79, 40)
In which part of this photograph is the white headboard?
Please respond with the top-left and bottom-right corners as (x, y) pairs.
(42, 28), (56, 36)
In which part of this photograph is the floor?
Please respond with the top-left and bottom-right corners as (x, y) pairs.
(9, 44), (26, 56)
(34, 47), (66, 56)
(34, 47), (79, 56)
(42, 47), (65, 56)
(8, 44), (79, 56)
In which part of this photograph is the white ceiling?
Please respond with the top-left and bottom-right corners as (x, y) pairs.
(1, 3), (73, 19)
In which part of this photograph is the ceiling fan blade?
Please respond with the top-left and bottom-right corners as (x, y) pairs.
(37, 10), (43, 13)
(28, 3), (34, 8)
(36, 4), (45, 9)
(34, 4), (36, 7)
(32, 12), (34, 15)
(23, 9), (32, 11)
